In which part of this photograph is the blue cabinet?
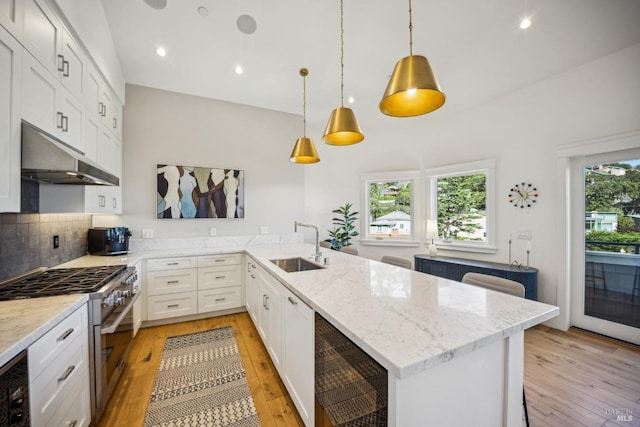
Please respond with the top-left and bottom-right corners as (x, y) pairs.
(414, 255), (538, 301)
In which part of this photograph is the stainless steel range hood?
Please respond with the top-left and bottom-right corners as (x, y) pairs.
(21, 121), (119, 186)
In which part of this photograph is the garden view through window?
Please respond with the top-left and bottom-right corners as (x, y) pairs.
(583, 158), (640, 329)
(368, 180), (412, 239)
(436, 173), (487, 242)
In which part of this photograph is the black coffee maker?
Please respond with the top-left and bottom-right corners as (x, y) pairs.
(88, 227), (132, 255)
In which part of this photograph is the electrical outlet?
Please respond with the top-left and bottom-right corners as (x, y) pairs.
(209, 227), (217, 237)
(260, 226), (268, 235)
(142, 229), (154, 239)
(516, 230), (532, 239)
(53, 235), (59, 249)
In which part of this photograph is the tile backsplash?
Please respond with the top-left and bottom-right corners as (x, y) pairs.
(0, 213), (92, 280)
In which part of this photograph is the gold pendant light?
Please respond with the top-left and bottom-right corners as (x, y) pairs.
(290, 68), (320, 164)
(323, 0), (364, 146)
(379, 0), (445, 117)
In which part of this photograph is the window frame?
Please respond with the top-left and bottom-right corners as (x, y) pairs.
(425, 159), (497, 254)
(360, 170), (422, 247)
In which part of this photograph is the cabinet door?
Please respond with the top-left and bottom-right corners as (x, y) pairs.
(283, 289), (314, 426)
(245, 260), (259, 324)
(59, 28), (85, 99)
(147, 268), (197, 296)
(83, 112), (100, 162)
(198, 265), (241, 290)
(85, 63), (101, 118)
(262, 274), (283, 373)
(59, 87), (85, 153)
(22, 51), (59, 137)
(147, 292), (198, 321)
(99, 129), (121, 176)
(100, 85), (112, 127)
(111, 96), (123, 141)
(22, 0), (61, 73)
(0, 0), (23, 37)
(0, 26), (22, 212)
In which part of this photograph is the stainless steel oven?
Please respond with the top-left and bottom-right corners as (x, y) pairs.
(0, 264), (139, 425)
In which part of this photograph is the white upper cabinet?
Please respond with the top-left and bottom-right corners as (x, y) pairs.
(59, 27), (86, 99)
(0, 25), (22, 212)
(22, 0), (61, 74)
(21, 50), (59, 136)
(0, 0), (24, 37)
(58, 85), (85, 152)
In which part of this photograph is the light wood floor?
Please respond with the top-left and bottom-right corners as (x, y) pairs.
(99, 312), (304, 426)
(524, 326), (640, 427)
(99, 314), (640, 427)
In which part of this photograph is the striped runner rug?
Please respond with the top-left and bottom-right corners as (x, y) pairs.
(143, 326), (261, 427)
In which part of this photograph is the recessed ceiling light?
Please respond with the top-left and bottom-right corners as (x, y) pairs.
(237, 15), (257, 35)
(235, 65), (243, 75)
(348, 96), (355, 104)
(197, 6), (208, 17)
(520, 17), (532, 29)
(155, 47), (167, 57)
(143, 0), (167, 10)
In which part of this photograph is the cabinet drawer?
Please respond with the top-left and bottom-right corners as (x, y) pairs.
(29, 304), (87, 381)
(147, 256), (198, 271)
(51, 375), (90, 427)
(147, 292), (197, 321)
(198, 265), (241, 290)
(197, 253), (241, 268)
(30, 332), (88, 426)
(147, 268), (197, 296)
(198, 287), (242, 313)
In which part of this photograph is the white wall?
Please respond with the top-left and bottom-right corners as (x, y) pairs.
(93, 85), (306, 239)
(301, 43), (640, 319)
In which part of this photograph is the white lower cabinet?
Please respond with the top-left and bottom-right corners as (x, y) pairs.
(144, 254), (243, 322)
(29, 304), (90, 427)
(245, 256), (313, 426)
(282, 288), (314, 426)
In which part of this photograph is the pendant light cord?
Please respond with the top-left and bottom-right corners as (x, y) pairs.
(340, 0), (345, 107)
(408, 0), (413, 56)
(301, 69), (307, 137)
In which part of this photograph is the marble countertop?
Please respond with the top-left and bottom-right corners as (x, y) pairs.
(1, 239), (558, 380)
(244, 243), (559, 379)
(0, 294), (88, 366)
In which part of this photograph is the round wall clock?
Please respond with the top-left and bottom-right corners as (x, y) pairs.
(509, 182), (538, 208)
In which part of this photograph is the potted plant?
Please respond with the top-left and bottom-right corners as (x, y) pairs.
(328, 203), (359, 250)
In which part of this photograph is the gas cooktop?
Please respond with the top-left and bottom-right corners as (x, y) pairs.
(0, 265), (127, 301)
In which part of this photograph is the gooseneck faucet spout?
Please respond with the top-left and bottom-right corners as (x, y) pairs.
(294, 221), (322, 262)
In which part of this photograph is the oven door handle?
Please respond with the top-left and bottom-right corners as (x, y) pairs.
(101, 292), (140, 335)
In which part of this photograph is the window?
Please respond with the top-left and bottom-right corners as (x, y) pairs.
(361, 171), (421, 246)
(426, 159), (496, 253)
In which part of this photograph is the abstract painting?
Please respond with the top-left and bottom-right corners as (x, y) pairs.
(157, 165), (244, 219)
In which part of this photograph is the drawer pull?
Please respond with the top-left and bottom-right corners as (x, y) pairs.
(167, 280), (180, 284)
(58, 328), (74, 341)
(215, 275), (226, 279)
(167, 304), (179, 308)
(288, 296), (298, 305)
(215, 259), (226, 262)
(58, 365), (75, 382)
(167, 262), (179, 266)
(215, 297), (226, 302)
(262, 294), (266, 308)
(69, 420), (78, 427)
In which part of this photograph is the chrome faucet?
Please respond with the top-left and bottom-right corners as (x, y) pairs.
(294, 221), (322, 262)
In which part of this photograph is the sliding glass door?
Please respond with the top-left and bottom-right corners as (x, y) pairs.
(571, 148), (640, 344)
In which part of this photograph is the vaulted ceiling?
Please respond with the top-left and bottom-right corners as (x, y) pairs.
(102, 0), (640, 131)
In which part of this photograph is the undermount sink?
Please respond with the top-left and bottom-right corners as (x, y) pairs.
(270, 257), (324, 273)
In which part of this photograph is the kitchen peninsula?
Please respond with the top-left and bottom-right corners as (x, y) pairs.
(0, 240), (557, 426)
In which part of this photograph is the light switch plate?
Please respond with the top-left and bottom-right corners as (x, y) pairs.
(260, 226), (268, 235)
(516, 230), (532, 239)
(209, 227), (217, 237)
(142, 229), (154, 238)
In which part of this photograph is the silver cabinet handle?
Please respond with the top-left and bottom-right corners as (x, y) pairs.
(58, 365), (75, 382)
(250, 274), (255, 279)
(166, 280), (179, 284)
(214, 259), (225, 263)
(262, 294), (266, 308)
(57, 328), (74, 341)
(69, 421), (78, 427)
(62, 59), (69, 77)
(167, 262), (179, 266)
(264, 295), (269, 310)
(113, 117), (117, 129)
(288, 296), (298, 305)
(215, 275), (226, 279)
(167, 304), (179, 308)
(57, 112), (64, 129)
(61, 115), (68, 132)
(57, 54), (65, 72)
(112, 198), (117, 208)
(215, 297), (226, 302)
